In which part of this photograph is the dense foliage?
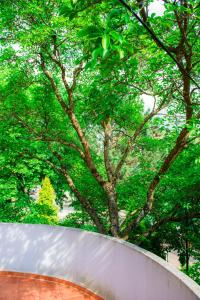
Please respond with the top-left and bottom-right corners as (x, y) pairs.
(0, 0), (199, 283)
(184, 263), (200, 285)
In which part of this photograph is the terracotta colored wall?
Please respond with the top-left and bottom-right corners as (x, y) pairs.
(0, 223), (199, 300)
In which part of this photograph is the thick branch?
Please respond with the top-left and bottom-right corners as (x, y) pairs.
(40, 54), (69, 114)
(48, 147), (106, 234)
(122, 11), (194, 236)
(68, 109), (106, 187)
(122, 125), (190, 237)
(102, 119), (114, 181)
(40, 54), (106, 188)
(61, 167), (106, 234)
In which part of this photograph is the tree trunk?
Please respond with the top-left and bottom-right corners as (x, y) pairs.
(105, 183), (119, 237)
(185, 239), (189, 273)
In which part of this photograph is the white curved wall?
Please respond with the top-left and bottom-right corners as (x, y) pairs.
(0, 223), (199, 300)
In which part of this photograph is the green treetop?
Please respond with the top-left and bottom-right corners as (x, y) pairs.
(38, 176), (56, 207)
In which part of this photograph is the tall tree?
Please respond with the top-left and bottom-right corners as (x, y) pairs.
(0, 0), (199, 238)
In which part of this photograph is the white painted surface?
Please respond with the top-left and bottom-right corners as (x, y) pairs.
(0, 223), (199, 300)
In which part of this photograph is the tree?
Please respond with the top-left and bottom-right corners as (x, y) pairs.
(38, 176), (56, 206)
(23, 177), (58, 224)
(0, 0), (199, 239)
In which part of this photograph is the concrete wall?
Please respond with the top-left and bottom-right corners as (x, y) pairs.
(0, 223), (199, 300)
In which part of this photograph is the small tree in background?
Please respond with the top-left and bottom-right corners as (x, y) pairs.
(38, 176), (56, 207)
(37, 176), (58, 221)
(24, 177), (58, 225)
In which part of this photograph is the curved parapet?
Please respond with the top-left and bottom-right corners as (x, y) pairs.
(0, 223), (199, 300)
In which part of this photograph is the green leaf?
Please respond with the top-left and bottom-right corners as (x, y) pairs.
(102, 48), (109, 58)
(102, 34), (110, 50)
(110, 31), (123, 44)
(119, 49), (124, 59)
(85, 59), (96, 70)
(92, 47), (103, 60)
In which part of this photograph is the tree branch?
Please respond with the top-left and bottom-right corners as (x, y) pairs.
(102, 118), (114, 181)
(143, 212), (200, 237)
(47, 146), (106, 234)
(114, 101), (166, 182)
(122, 125), (191, 237)
(40, 53), (69, 114)
(40, 53), (106, 188)
(71, 63), (84, 91)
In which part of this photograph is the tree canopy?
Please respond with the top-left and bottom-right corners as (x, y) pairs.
(0, 0), (199, 274)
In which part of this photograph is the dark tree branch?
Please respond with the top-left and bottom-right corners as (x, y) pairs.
(143, 212), (200, 238)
